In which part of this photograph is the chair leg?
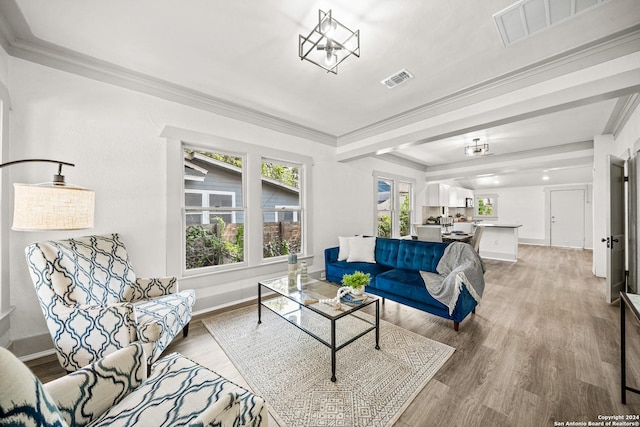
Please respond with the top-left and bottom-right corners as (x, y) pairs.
(182, 322), (190, 338)
(453, 321), (459, 332)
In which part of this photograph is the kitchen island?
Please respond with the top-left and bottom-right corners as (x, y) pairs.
(477, 223), (523, 262)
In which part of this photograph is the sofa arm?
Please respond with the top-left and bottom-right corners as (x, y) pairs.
(44, 342), (147, 427)
(324, 246), (339, 266)
(131, 276), (178, 300)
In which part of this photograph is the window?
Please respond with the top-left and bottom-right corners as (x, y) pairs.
(375, 173), (414, 238)
(262, 159), (302, 259)
(475, 194), (498, 219)
(166, 127), (313, 278)
(183, 149), (245, 270)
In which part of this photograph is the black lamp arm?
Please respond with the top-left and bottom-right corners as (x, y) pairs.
(0, 159), (75, 169)
(0, 159), (75, 185)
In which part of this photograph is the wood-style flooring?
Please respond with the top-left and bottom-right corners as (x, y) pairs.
(27, 245), (640, 426)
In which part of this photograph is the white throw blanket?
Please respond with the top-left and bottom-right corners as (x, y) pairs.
(419, 242), (486, 315)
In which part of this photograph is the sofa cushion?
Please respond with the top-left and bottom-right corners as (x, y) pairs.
(374, 237), (400, 268)
(396, 240), (448, 272)
(347, 236), (377, 263)
(337, 236), (353, 261)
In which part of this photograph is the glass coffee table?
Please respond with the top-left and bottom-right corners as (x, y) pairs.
(258, 275), (380, 382)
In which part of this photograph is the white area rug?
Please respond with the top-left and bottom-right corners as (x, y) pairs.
(203, 305), (454, 427)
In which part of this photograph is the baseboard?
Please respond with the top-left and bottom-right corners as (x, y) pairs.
(12, 332), (55, 361)
(518, 238), (546, 245)
(480, 250), (518, 262)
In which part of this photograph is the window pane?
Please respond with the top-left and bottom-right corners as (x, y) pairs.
(263, 211), (301, 258)
(476, 196), (497, 217)
(262, 159), (302, 260)
(399, 182), (411, 237)
(184, 148), (244, 270)
(185, 193), (202, 207)
(210, 193), (233, 208)
(377, 179), (392, 211)
(185, 217), (244, 269)
(377, 211), (391, 237)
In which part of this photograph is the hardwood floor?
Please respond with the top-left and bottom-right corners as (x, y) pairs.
(27, 245), (640, 426)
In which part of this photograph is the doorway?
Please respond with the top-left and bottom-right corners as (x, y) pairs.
(550, 189), (585, 248)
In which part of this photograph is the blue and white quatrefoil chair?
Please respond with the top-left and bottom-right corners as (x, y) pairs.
(25, 233), (196, 371)
(0, 342), (268, 426)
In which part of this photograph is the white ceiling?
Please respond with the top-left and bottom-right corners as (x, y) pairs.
(2, 0), (640, 189)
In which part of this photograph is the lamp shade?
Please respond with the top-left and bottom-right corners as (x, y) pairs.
(12, 183), (95, 231)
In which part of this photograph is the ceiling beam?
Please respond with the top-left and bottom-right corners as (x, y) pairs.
(336, 51), (640, 162)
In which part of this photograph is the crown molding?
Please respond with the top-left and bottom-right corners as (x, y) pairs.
(0, 1), (336, 147)
(338, 23), (640, 146)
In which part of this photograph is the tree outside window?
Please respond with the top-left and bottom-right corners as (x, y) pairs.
(475, 194), (498, 219)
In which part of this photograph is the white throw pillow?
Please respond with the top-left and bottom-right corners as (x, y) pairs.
(347, 237), (376, 263)
(338, 236), (353, 261)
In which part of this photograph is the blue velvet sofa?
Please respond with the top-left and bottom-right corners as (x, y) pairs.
(324, 237), (478, 331)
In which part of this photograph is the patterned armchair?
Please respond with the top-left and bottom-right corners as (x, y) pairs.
(0, 342), (268, 426)
(25, 233), (196, 371)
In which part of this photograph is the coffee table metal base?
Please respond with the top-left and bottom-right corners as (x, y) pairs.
(258, 282), (380, 382)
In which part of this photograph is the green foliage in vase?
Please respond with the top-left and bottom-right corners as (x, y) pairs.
(341, 271), (371, 289)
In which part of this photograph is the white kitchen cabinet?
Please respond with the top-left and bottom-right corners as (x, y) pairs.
(449, 186), (459, 207)
(426, 183), (449, 206)
(457, 188), (474, 207)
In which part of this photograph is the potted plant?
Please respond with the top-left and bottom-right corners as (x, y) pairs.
(341, 271), (371, 296)
(426, 216), (438, 224)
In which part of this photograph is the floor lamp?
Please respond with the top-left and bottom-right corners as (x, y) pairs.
(0, 159), (95, 231)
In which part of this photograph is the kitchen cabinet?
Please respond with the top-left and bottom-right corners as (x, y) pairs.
(426, 183), (449, 206)
(447, 186), (474, 207)
(457, 187), (474, 207)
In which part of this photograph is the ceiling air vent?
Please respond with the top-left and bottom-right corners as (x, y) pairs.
(381, 69), (414, 89)
(493, 0), (610, 46)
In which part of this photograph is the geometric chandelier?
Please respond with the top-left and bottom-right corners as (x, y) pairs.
(465, 138), (490, 157)
(298, 9), (360, 74)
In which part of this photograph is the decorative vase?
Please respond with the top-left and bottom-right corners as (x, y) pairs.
(350, 286), (365, 296)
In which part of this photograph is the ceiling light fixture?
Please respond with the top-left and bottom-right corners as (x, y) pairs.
(298, 9), (360, 74)
(0, 159), (95, 231)
(465, 138), (490, 157)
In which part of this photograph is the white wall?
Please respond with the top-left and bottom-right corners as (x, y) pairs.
(477, 186), (546, 243)
(5, 57), (420, 354)
(0, 45), (11, 348)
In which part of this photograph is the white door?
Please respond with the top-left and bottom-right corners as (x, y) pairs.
(550, 189), (585, 248)
(605, 155), (626, 303)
